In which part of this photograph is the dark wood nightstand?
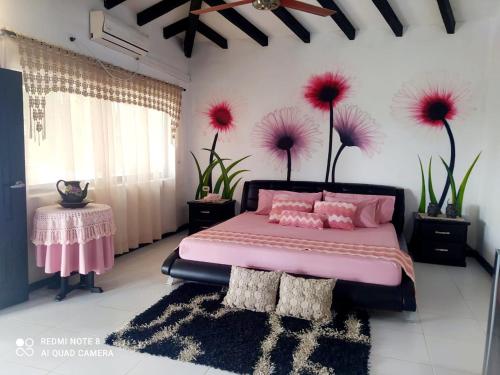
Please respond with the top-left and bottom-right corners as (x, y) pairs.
(409, 213), (470, 267)
(188, 200), (236, 234)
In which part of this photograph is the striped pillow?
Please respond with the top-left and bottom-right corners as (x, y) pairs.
(314, 201), (357, 230)
(279, 210), (324, 230)
(269, 198), (314, 223)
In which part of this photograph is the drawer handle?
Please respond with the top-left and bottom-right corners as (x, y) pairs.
(200, 226), (210, 229)
(200, 210), (211, 214)
(435, 248), (449, 252)
(435, 231), (451, 235)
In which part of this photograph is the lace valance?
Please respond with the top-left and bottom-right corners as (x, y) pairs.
(14, 35), (183, 141)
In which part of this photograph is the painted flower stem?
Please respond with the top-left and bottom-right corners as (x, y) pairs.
(325, 102), (334, 183)
(438, 119), (455, 208)
(331, 144), (346, 183)
(286, 148), (292, 182)
(207, 132), (219, 191)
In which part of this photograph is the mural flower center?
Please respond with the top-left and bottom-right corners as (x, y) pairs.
(276, 135), (294, 150)
(213, 108), (232, 126)
(318, 86), (340, 103)
(423, 99), (453, 122)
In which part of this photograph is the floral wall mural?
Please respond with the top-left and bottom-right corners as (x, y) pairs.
(393, 75), (472, 210)
(303, 72), (351, 183)
(253, 107), (320, 181)
(330, 105), (382, 183)
(393, 74), (479, 217)
(204, 100), (236, 191)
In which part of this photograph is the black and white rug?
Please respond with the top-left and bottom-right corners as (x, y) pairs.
(106, 283), (371, 375)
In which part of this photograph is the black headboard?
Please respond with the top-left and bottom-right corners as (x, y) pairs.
(241, 180), (405, 235)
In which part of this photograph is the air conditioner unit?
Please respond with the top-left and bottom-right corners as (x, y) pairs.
(90, 10), (149, 58)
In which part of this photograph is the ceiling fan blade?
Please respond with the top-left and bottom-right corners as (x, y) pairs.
(190, 0), (253, 15)
(281, 0), (336, 17)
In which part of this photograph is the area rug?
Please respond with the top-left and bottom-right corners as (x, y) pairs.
(106, 283), (371, 375)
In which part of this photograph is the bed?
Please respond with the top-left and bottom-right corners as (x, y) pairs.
(161, 180), (416, 312)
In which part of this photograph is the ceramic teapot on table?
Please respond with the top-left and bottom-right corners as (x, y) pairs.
(56, 180), (89, 203)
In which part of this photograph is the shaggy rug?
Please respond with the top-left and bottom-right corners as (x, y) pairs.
(106, 283), (371, 375)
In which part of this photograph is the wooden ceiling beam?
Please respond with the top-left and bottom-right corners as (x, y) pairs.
(204, 0), (268, 46)
(137, 0), (189, 26)
(103, 0), (127, 9)
(163, 18), (189, 39)
(436, 0), (455, 34)
(271, 7), (310, 43)
(184, 0), (203, 58)
(372, 0), (403, 37)
(198, 21), (228, 49)
(316, 0), (355, 40)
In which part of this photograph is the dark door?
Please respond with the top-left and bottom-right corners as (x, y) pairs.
(0, 68), (28, 309)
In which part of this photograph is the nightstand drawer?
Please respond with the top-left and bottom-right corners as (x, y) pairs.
(190, 205), (226, 221)
(421, 222), (467, 243)
(421, 240), (466, 266)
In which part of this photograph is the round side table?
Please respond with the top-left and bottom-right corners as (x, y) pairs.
(31, 203), (116, 301)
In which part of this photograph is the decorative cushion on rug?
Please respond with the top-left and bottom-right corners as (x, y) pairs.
(223, 266), (281, 313)
(279, 210), (324, 230)
(269, 198), (314, 223)
(255, 189), (322, 215)
(106, 283), (371, 375)
(276, 273), (336, 321)
(313, 200), (357, 230)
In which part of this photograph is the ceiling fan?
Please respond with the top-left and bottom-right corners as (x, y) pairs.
(191, 0), (336, 17)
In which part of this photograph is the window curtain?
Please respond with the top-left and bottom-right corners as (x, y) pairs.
(0, 33), (182, 255)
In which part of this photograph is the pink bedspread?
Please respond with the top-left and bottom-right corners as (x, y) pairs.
(180, 212), (411, 286)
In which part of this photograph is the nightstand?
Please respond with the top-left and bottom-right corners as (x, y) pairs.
(409, 213), (470, 267)
(188, 200), (236, 235)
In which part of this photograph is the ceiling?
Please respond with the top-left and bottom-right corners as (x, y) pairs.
(106, 0), (500, 56)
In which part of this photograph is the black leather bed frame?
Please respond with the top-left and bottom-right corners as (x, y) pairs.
(161, 180), (416, 312)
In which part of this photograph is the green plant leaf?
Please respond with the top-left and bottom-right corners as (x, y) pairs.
(213, 155), (251, 193)
(456, 152), (481, 216)
(428, 157), (438, 204)
(418, 156), (426, 213)
(203, 148), (231, 198)
(201, 160), (221, 189)
(228, 178), (243, 199)
(190, 151), (204, 200)
(439, 156), (457, 205)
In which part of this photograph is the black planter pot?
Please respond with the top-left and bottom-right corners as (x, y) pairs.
(446, 203), (458, 218)
(427, 202), (441, 217)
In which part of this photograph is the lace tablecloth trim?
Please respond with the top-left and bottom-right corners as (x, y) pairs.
(31, 204), (116, 246)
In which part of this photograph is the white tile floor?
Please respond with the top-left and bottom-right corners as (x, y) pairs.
(0, 232), (493, 375)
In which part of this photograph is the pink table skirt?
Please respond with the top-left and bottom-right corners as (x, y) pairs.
(36, 236), (115, 277)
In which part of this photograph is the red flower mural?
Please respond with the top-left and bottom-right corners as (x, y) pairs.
(304, 72), (350, 111)
(393, 75), (470, 208)
(304, 71), (351, 182)
(204, 100), (236, 190)
(254, 107), (320, 181)
(206, 101), (235, 133)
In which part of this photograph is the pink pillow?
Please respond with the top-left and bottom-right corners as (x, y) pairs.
(255, 189), (322, 215)
(268, 198), (314, 223)
(279, 210), (324, 230)
(313, 201), (356, 230)
(324, 195), (378, 228)
(323, 191), (395, 224)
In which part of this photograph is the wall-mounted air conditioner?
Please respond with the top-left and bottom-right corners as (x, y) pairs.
(90, 10), (149, 58)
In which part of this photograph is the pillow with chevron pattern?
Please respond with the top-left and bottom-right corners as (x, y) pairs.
(314, 200), (357, 230)
(278, 210), (324, 230)
(268, 198), (314, 223)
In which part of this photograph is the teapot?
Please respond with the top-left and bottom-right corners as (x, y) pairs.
(56, 180), (89, 203)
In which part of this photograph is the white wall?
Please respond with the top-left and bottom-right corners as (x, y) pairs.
(0, 0), (192, 282)
(186, 16), (500, 264)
